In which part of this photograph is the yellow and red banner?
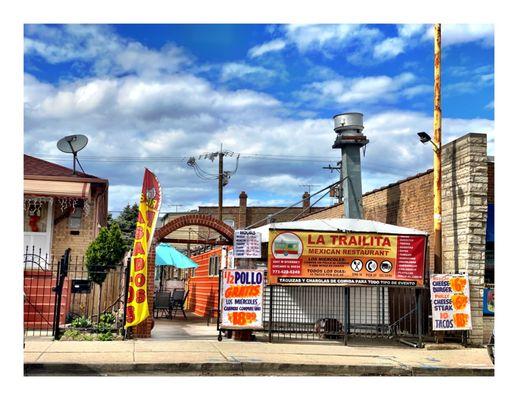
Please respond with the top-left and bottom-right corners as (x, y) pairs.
(125, 169), (162, 328)
(267, 230), (427, 287)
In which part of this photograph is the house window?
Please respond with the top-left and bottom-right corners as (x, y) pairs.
(68, 207), (82, 230)
(209, 255), (220, 276)
(24, 200), (49, 233)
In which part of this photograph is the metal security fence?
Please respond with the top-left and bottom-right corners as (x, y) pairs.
(24, 247), (127, 338)
(263, 285), (346, 341)
(260, 283), (430, 345)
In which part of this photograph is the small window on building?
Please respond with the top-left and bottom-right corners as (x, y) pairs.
(209, 255), (220, 276)
(69, 207), (82, 230)
(223, 219), (235, 229)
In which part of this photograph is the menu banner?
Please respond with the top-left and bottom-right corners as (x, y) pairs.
(430, 274), (472, 331)
(267, 229), (427, 287)
(234, 230), (262, 258)
(220, 269), (265, 329)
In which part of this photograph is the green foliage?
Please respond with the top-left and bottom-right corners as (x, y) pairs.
(99, 312), (116, 325)
(96, 322), (113, 334)
(97, 332), (114, 341)
(109, 203), (139, 248)
(71, 315), (92, 328)
(85, 223), (127, 284)
(61, 328), (118, 341)
(61, 329), (94, 341)
(62, 329), (82, 339)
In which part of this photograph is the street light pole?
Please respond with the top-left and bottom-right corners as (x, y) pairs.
(433, 23), (442, 274)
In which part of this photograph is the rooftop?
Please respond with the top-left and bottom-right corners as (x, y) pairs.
(24, 154), (106, 182)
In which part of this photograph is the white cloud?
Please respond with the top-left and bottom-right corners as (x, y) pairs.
(220, 62), (276, 83)
(24, 24), (191, 77)
(299, 72), (419, 106)
(246, 24), (384, 64)
(248, 39), (286, 58)
(373, 37), (406, 60)
(397, 24), (428, 38)
(284, 24), (381, 54)
(401, 84), (433, 99)
(423, 24), (494, 47)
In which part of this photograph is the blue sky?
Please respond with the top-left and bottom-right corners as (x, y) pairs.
(24, 24), (494, 214)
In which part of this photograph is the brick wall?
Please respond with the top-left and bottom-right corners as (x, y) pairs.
(51, 184), (107, 259)
(51, 202), (96, 259)
(301, 171), (435, 273)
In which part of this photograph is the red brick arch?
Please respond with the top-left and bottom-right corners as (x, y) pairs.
(155, 214), (234, 242)
(133, 214), (234, 338)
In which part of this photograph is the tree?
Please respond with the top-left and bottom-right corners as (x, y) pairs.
(85, 223), (127, 285)
(109, 203), (139, 248)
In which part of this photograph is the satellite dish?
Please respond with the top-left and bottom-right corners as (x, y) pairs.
(57, 134), (88, 154)
(56, 134), (89, 175)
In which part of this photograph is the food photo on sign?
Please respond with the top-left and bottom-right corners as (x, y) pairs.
(430, 274), (472, 331)
(267, 229), (427, 287)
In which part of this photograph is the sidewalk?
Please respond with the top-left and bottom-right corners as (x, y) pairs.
(24, 337), (494, 376)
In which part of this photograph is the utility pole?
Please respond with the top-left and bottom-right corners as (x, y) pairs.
(187, 146), (240, 222)
(168, 204), (184, 212)
(218, 143), (223, 221)
(323, 161), (343, 202)
(299, 184), (315, 195)
(433, 23), (442, 274)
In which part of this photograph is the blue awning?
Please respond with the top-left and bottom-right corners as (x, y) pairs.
(155, 243), (198, 269)
(486, 204), (494, 242)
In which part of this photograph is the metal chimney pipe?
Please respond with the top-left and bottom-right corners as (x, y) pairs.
(332, 112), (369, 219)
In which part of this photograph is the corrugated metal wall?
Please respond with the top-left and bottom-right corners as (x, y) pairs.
(186, 248), (220, 318)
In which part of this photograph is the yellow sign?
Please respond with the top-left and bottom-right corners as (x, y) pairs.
(125, 169), (161, 328)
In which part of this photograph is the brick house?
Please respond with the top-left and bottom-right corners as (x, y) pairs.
(24, 155), (109, 330)
(24, 154), (109, 259)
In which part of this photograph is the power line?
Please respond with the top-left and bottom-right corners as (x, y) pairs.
(187, 145), (240, 221)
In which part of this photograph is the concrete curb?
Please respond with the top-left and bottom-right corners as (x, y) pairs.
(24, 362), (494, 377)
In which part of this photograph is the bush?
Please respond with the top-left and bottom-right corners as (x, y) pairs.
(61, 329), (95, 341)
(97, 332), (114, 341)
(71, 315), (92, 328)
(99, 312), (116, 325)
(85, 223), (127, 285)
(96, 322), (113, 334)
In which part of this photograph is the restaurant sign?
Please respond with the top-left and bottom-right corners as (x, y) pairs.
(430, 274), (472, 330)
(267, 229), (427, 287)
(220, 269), (265, 330)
